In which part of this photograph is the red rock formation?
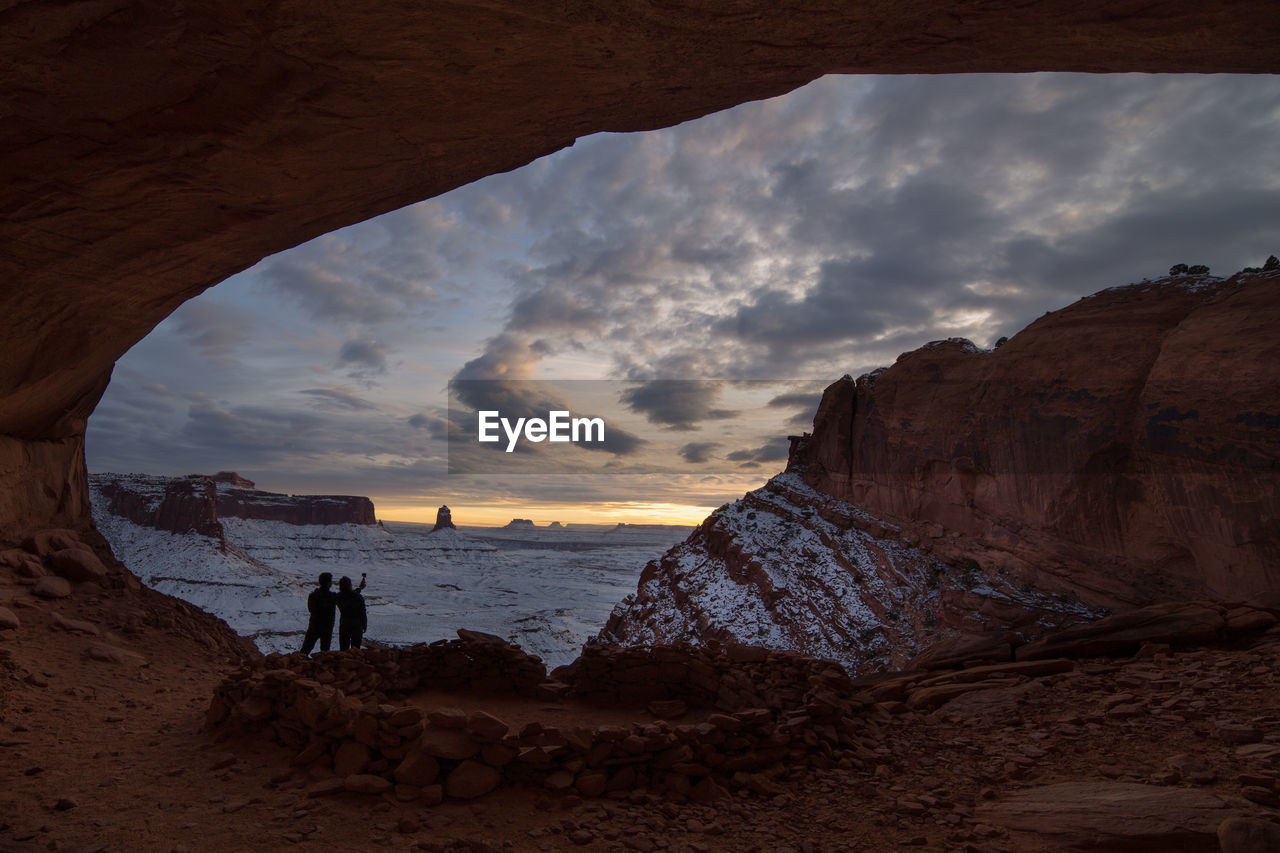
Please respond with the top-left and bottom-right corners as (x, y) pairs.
(793, 272), (1280, 606)
(212, 471), (255, 489)
(214, 488), (376, 526)
(92, 473), (376, 532)
(431, 506), (456, 532)
(3, 2), (1279, 538)
(601, 470), (1098, 675)
(98, 475), (222, 538)
(604, 275), (1278, 668)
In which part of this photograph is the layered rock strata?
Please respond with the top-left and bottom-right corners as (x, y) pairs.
(794, 273), (1280, 606)
(601, 471), (1099, 675)
(605, 274), (1279, 669)
(93, 472), (377, 537)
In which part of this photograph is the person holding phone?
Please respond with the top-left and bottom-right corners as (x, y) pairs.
(336, 573), (368, 650)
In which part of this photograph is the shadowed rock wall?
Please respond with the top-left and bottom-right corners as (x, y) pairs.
(3, 0), (1280, 535)
(793, 274), (1280, 604)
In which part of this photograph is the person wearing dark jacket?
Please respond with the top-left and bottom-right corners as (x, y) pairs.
(300, 572), (337, 655)
(336, 574), (368, 650)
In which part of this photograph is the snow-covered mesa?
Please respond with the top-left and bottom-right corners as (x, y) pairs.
(88, 477), (688, 668)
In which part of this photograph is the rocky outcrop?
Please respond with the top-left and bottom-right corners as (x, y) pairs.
(431, 506), (456, 532)
(3, 1), (1278, 539)
(601, 471), (1099, 676)
(605, 275), (1278, 671)
(793, 273), (1280, 607)
(977, 782), (1254, 851)
(212, 471), (255, 489)
(0, 523), (258, 662)
(91, 473), (377, 535)
(98, 475), (222, 538)
(504, 519), (535, 529)
(215, 487), (376, 527)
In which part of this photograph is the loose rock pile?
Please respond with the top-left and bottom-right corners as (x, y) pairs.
(207, 634), (880, 807)
(205, 596), (1280, 827)
(553, 641), (854, 712)
(0, 526), (254, 662)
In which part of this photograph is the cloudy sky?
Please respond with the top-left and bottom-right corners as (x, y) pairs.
(86, 73), (1280, 525)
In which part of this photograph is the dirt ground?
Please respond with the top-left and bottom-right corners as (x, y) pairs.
(2, 571), (1278, 852)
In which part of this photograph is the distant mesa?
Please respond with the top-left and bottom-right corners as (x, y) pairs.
(431, 505), (456, 532)
(610, 523), (678, 532)
(211, 471), (255, 489)
(504, 518), (536, 529)
(547, 521), (564, 529)
(91, 472), (377, 539)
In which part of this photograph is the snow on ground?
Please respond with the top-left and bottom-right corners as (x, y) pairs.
(88, 484), (688, 668)
(604, 471), (1100, 674)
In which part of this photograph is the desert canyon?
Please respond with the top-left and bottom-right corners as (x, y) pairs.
(3, 2), (1280, 851)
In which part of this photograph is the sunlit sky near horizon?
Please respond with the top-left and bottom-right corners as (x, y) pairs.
(87, 73), (1280, 526)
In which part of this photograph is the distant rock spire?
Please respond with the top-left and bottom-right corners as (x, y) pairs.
(432, 505), (456, 531)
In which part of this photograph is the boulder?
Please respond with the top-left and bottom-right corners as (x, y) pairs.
(1218, 817), (1280, 853)
(906, 679), (1022, 711)
(21, 530), (87, 558)
(307, 779), (346, 798)
(575, 771), (607, 797)
(0, 606), (19, 630)
(0, 548), (30, 568)
(47, 548), (107, 582)
(915, 658), (1073, 687)
(445, 760), (501, 800)
(1015, 602), (1225, 661)
(910, 633), (1014, 670)
(343, 774), (392, 795)
(33, 576), (72, 599)
(393, 749), (439, 787)
(332, 742), (370, 777)
(978, 781), (1251, 850)
(466, 710), (509, 742)
(426, 707), (468, 729)
(51, 612), (99, 635)
(387, 707), (423, 728)
(419, 727), (479, 760)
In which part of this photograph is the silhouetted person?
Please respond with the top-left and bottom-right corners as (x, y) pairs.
(336, 574), (368, 651)
(300, 572), (337, 655)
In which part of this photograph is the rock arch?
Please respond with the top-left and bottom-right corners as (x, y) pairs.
(2, 0), (1278, 533)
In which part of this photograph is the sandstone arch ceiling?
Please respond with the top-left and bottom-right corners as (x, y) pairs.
(2, 0), (1279, 533)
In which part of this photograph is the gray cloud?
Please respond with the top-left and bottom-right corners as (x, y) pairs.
(767, 390), (821, 428)
(337, 338), (389, 373)
(727, 439), (791, 468)
(679, 442), (719, 464)
(168, 300), (256, 366)
(620, 381), (737, 431)
(407, 412), (452, 441)
(299, 388), (379, 412)
(88, 73), (1280, 517)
